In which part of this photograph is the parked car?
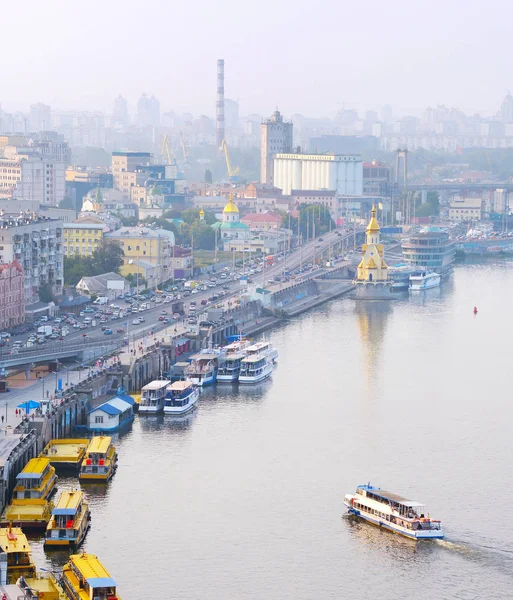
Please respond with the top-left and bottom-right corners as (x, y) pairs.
(104, 329), (113, 335)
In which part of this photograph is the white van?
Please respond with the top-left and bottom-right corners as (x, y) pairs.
(93, 296), (109, 305)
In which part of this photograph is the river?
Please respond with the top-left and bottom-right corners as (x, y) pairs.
(31, 260), (513, 599)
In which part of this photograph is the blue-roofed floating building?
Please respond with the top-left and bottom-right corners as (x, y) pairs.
(87, 396), (135, 432)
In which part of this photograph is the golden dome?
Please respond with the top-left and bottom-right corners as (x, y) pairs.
(199, 209), (205, 218)
(366, 205), (380, 233)
(223, 195), (239, 214)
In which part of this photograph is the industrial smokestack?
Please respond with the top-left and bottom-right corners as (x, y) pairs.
(216, 59), (225, 150)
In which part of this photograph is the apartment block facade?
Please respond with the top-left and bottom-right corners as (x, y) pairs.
(63, 222), (105, 257)
(0, 215), (64, 304)
(0, 261), (25, 328)
(112, 151), (152, 202)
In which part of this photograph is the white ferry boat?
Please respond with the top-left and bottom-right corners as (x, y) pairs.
(186, 350), (219, 386)
(239, 353), (273, 384)
(164, 381), (199, 415)
(245, 340), (278, 363)
(344, 484), (444, 540)
(409, 271), (441, 291)
(139, 379), (170, 413)
(217, 340), (251, 382)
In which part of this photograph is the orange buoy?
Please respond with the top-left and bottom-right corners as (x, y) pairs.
(473, 306), (478, 314)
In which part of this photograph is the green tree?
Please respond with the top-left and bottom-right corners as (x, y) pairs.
(63, 256), (93, 286)
(415, 191), (440, 217)
(191, 220), (215, 250)
(91, 240), (124, 274)
(58, 196), (76, 211)
(289, 204), (335, 239)
(39, 282), (56, 303)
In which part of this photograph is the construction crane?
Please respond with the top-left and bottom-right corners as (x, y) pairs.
(221, 138), (240, 181)
(180, 130), (188, 162)
(160, 134), (175, 164)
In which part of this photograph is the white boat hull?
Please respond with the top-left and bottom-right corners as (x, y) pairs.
(217, 372), (240, 382)
(139, 402), (164, 414)
(410, 274), (441, 291)
(343, 499), (444, 540)
(189, 370), (217, 387)
(239, 362), (273, 384)
(164, 390), (199, 415)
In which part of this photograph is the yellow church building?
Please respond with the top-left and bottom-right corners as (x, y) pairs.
(353, 206), (393, 299)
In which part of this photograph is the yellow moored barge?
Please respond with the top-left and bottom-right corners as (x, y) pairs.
(0, 457), (57, 529)
(20, 573), (67, 599)
(1, 499), (53, 530)
(45, 490), (91, 548)
(0, 525), (36, 583)
(61, 552), (121, 600)
(79, 436), (118, 482)
(40, 438), (89, 471)
(13, 457), (58, 500)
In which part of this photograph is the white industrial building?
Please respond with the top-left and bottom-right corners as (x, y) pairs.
(273, 153), (363, 196)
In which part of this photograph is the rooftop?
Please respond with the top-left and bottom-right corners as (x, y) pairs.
(0, 526), (32, 553)
(85, 436), (112, 455)
(67, 552), (116, 587)
(53, 490), (83, 515)
(17, 457), (50, 478)
(142, 380), (170, 391)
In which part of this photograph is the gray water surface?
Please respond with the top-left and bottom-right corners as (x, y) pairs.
(32, 262), (513, 599)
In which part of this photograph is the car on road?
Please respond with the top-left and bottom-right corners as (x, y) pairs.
(83, 307), (94, 313)
(116, 328), (125, 333)
(201, 299), (207, 305)
(132, 318), (140, 325)
(163, 318), (171, 324)
(104, 329), (113, 335)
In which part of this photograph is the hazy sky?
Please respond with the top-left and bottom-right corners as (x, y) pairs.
(0, 0), (510, 118)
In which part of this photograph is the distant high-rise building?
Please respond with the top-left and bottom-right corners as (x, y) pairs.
(29, 103), (51, 131)
(112, 151), (152, 202)
(136, 94), (160, 127)
(224, 99), (240, 134)
(381, 105), (393, 124)
(112, 95), (129, 127)
(499, 93), (513, 123)
(260, 110), (293, 185)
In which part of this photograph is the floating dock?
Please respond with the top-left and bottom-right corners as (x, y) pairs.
(1, 498), (53, 529)
(39, 438), (89, 470)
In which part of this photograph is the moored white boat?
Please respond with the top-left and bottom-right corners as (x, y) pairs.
(217, 340), (251, 382)
(245, 340), (278, 363)
(238, 353), (273, 384)
(186, 349), (220, 386)
(139, 379), (170, 413)
(409, 271), (441, 291)
(164, 381), (199, 415)
(344, 484), (444, 540)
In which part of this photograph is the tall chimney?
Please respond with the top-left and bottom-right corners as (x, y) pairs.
(216, 59), (225, 150)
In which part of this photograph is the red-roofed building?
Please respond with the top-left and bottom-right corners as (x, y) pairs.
(241, 212), (282, 231)
(0, 260), (24, 328)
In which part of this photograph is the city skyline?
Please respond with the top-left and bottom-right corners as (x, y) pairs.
(1, 0), (511, 118)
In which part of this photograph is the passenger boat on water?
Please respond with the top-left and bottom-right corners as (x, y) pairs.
(164, 380), (199, 415)
(409, 270), (441, 291)
(217, 340), (251, 382)
(245, 340), (278, 363)
(79, 436), (118, 482)
(186, 349), (220, 386)
(39, 438), (89, 472)
(239, 353), (273, 384)
(0, 525), (36, 583)
(139, 379), (170, 413)
(61, 552), (120, 600)
(45, 490), (91, 548)
(1, 457), (58, 529)
(344, 484), (444, 540)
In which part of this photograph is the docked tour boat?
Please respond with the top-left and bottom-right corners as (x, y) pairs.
(61, 552), (120, 600)
(186, 349), (220, 386)
(344, 484), (444, 540)
(139, 379), (170, 413)
(217, 340), (251, 382)
(164, 380), (199, 415)
(389, 264), (417, 291)
(239, 353), (273, 384)
(1, 457), (58, 529)
(79, 436), (118, 482)
(409, 270), (441, 291)
(245, 340), (278, 363)
(0, 526), (36, 583)
(45, 490), (91, 548)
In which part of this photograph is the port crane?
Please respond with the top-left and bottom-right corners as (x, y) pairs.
(160, 134), (175, 164)
(221, 138), (240, 181)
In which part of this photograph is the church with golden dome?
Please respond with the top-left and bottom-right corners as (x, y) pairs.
(211, 195), (251, 249)
(353, 206), (393, 299)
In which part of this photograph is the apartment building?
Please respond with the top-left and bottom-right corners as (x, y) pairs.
(260, 110), (293, 185)
(0, 214), (64, 304)
(105, 226), (174, 286)
(63, 222), (105, 257)
(112, 151), (152, 202)
(0, 261), (25, 328)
